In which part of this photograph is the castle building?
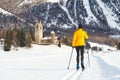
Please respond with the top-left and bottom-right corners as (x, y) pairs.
(35, 20), (58, 45)
(35, 20), (43, 44)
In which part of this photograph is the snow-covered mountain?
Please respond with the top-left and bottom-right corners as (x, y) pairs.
(0, 0), (120, 35)
(19, 0), (120, 35)
(0, 7), (33, 29)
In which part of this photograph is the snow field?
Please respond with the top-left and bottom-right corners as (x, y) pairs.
(0, 43), (120, 80)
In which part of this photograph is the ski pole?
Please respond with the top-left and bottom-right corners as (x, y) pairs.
(87, 49), (91, 68)
(67, 48), (74, 69)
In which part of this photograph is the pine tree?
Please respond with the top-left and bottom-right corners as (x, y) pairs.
(25, 33), (32, 48)
(117, 42), (120, 50)
(19, 28), (26, 47)
(57, 37), (61, 47)
(62, 36), (70, 45)
(2, 28), (7, 39)
(16, 29), (21, 45)
(4, 30), (11, 51)
(29, 28), (35, 42)
(12, 25), (18, 50)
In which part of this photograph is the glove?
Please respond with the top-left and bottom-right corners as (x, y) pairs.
(72, 46), (75, 48)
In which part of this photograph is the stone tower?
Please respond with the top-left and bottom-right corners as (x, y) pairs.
(35, 20), (43, 44)
(51, 31), (55, 43)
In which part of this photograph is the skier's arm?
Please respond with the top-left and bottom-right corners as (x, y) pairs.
(84, 31), (89, 40)
(72, 32), (76, 47)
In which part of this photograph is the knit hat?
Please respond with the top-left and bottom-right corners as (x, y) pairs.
(78, 23), (83, 29)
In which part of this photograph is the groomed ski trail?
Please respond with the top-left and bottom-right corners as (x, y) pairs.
(62, 53), (89, 80)
(63, 52), (120, 80)
(80, 53), (120, 80)
(62, 68), (84, 80)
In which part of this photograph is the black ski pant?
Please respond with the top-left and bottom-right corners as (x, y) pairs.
(75, 46), (85, 69)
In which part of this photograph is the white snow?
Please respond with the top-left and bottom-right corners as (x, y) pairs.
(19, 0), (33, 6)
(62, 24), (70, 29)
(0, 42), (120, 80)
(46, 0), (60, 3)
(18, 0), (60, 6)
(0, 7), (13, 15)
(74, 0), (77, 18)
(89, 42), (117, 51)
(110, 35), (120, 39)
(96, 0), (120, 30)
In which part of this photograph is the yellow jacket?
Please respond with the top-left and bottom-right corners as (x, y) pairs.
(72, 29), (88, 47)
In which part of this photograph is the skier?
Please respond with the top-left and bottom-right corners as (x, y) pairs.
(72, 24), (89, 71)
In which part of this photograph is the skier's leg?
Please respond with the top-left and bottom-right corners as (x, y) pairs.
(75, 47), (80, 70)
(80, 46), (85, 71)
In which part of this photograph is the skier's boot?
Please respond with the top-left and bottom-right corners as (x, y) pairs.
(76, 64), (80, 70)
(81, 62), (85, 71)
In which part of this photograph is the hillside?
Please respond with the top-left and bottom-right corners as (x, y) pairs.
(0, 0), (120, 34)
(19, 0), (120, 35)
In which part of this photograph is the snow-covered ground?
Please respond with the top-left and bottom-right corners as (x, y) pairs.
(0, 43), (120, 80)
(110, 35), (120, 39)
